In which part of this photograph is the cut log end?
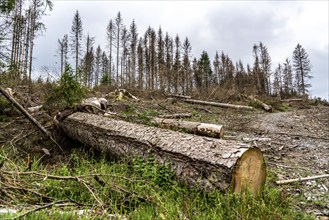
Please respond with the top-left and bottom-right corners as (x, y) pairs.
(231, 147), (266, 196)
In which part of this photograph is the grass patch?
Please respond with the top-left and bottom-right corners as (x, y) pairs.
(0, 146), (316, 219)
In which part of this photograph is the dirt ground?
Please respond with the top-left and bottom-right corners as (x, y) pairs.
(1, 89), (328, 217)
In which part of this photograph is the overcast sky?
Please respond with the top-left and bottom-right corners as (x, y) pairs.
(34, 1), (329, 100)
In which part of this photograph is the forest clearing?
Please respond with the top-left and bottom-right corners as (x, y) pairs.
(0, 84), (328, 219)
(1, 0), (328, 219)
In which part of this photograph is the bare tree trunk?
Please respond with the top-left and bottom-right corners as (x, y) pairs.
(60, 112), (266, 195)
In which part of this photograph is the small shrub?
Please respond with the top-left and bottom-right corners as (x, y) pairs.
(44, 64), (86, 109)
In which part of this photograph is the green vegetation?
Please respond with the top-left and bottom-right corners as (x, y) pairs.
(0, 145), (315, 219)
(44, 64), (86, 109)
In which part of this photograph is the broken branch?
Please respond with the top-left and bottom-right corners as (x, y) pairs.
(0, 86), (63, 153)
(276, 174), (329, 185)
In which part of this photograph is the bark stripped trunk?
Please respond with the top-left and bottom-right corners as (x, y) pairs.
(152, 118), (224, 138)
(181, 99), (254, 110)
(60, 112), (266, 195)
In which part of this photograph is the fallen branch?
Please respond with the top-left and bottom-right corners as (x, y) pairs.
(77, 177), (105, 209)
(276, 174), (329, 185)
(0, 86), (63, 153)
(157, 113), (192, 119)
(157, 103), (174, 113)
(242, 137), (272, 142)
(11, 200), (71, 220)
(27, 105), (43, 113)
(181, 98), (254, 110)
(194, 107), (213, 114)
(168, 94), (192, 99)
(281, 98), (304, 102)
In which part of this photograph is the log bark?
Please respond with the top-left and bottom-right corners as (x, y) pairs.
(60, 112), (266, 195)
(168, 94), (192, 99)
(152, 118), (224, 138)
(247, 96), (272, 112)
(181, 99), (254, 110)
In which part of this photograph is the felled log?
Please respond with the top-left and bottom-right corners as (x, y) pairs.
(168, 94), (192, 99)
(247, 96), (272, 112)
(152, 118), (224, 138)
(157, 113), (192, 119)
(60, 112), (266, 195)
(181, 99), (254, 110)
(281, 98), (304, 103)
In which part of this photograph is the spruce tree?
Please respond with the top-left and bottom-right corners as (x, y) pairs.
(292, 44), (312, 95)
(70, 10), (83, 80)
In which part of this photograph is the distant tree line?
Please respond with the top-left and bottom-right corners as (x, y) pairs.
(1, 5), (313, 98)
(0, 0), (53, 82)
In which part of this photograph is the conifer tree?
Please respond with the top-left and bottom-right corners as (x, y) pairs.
(182, 37), (192, 94)
(106, 19), (114, 84)
(292, 43), (312, 95)
(70, 10), (83, 80)
(94, 45), (102, 86)
(137, 37), (144, 89)
(114, 12), (123, 86)
(57, 34), (68, 75)
(173, 34), (181, 93)
(273, 63), (282, 97)
(283, 58), (293, 97)
(129, 20), (138, 88)
(164, 32), (173, 93)
(198, 51), (212, 91)
(213, 52), (220, 85)
(259, 42), (272, 94)
(157, 26), (165, 91)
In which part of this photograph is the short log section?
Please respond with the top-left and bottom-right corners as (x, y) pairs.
(60, 112), (266, 195)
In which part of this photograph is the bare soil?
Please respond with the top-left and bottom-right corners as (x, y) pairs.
(1, 89), (328, 217)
